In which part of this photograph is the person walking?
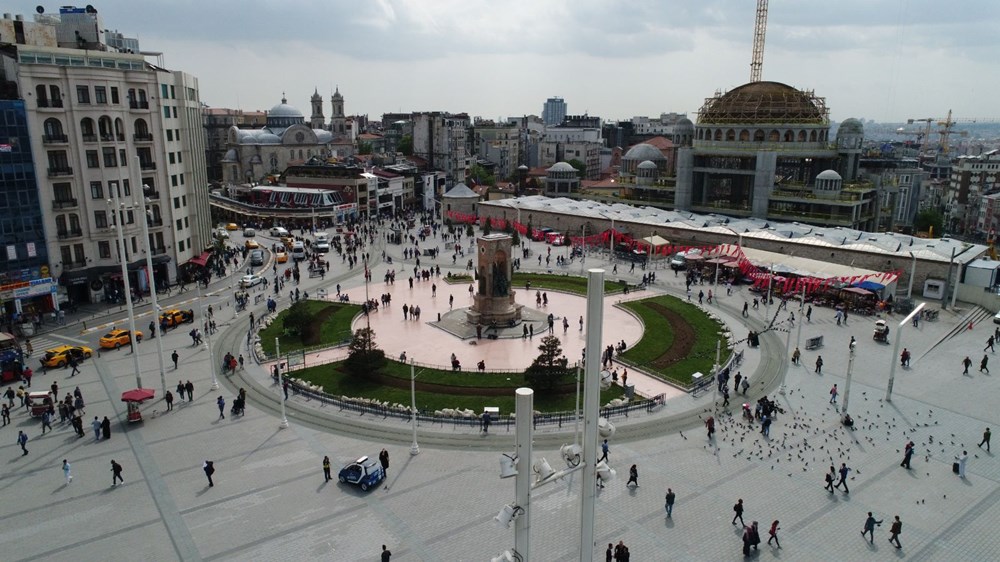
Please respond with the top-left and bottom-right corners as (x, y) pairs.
(92, 416), (101, 440)
(216, 396), (225, 419)
(599, 439), (609, 463)
(705, 416), (715, 439)
(955, 450), (968, 478)
(172, 350), (179, 370)
(979, 427), (991, 452)
(981, 354), (990, 374)
(861, 512), (882, 543)
(165, 390), (174, 411)
(185, 380), (194, 401)
(829, 383), (838, 404)
(68, 354), (80, 376)
(41, 409), (52, 434)
(835, 462), (851, 493)
(63, 459), (73, 484)
(815, 355), (823, 374)
(962, 356), (972, 375)
(1, 403), (9, 426)
(986, 335), (995, 352)
(888, 515), (902, 549)
(322, 456), (332, 482)
(767, 520), (781, 548)
(101, 416), (111, 440)
(176, 380), (185, 402)
(824, 465), (836, 492)
(732, 498), (745, 526)
(733, 372), (742, 393)
(110, 460), (124, 486)
(664, 488), (675, 517)
(17, 430), (28, 455)
(626, 464), (638, 488)
(379, 448), (390, 478)
(740, 376), (749, 396)
(381, 545), (392, 562)
(203, 460), (215, 487)
(901, 441), (915, 469)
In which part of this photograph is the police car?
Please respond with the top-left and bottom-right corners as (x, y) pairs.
(338, 456), (385, 491)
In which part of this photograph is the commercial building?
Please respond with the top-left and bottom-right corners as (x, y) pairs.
(203, 107), (266, 183)
(541, 97), (566, 126)
(0, 7), (209, 303)
(410, 111), (471, 188)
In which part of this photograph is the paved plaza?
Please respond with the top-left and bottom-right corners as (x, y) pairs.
(2, 225), (999, 561)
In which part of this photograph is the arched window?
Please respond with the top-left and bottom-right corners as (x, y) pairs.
(797, 130), (807, 142)
(783, 131), (794, 142)
(50, 85), (61, 102)
(80, 118), (95, 138)
(114, 118), (125, 141)
(739, 130), (750, 141)
(137, 89), (147, 103)
(809, 131), (817, 142)
(35, 85), (48, 106)
(134, 118), (149, 136)
(69, 213), (80, 231)
(43, 118), (63, 138)
(768, 130), (780, 142)
(151, 205), (161, 221)
(754, 130), (765, 142)
(726, 129), (736, 141)
(713, 129), (723, 141)
(230, 166), (238, 182)
(98, 116), (113, 140)
(290, 149), (294, 159)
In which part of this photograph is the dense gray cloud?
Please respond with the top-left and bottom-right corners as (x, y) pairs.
(7, 0), (999, 121)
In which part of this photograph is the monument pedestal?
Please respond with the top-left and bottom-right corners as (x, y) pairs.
(468, 234), (523, 326)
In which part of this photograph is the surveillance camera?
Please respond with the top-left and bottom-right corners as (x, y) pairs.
(560, 444), (582, 467)
(598, 417), (616, 438)
(595, 461), (616, 482)
(490, 551), (516, 562)
(494, 504), (521, 529)
(499, 453), (518, 479)
(532, 458), (555, 482)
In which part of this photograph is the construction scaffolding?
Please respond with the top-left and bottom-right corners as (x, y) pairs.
(698, 82), (829, 125)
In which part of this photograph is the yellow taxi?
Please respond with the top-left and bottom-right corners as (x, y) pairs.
(245, 239), (260, 249)
(225, 223), (239, 231)
(280, 236), (295, 249)
(275, 249), (288, 263)
(159, 309), (195, 328)
(99, 329), (142, 349)
(40, 345), (93, 369)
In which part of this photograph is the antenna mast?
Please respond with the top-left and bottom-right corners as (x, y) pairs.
(750, 0), (769, 82)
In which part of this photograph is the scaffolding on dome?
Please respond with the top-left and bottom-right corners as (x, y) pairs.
(697, 83), (829, 125)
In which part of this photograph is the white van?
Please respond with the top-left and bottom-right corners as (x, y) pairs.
(291, 241), (306, 261)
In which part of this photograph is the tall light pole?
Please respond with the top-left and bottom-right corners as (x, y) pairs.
(276, 337), (289, 428)
(410, 358), (420, 455)
(197, 283), (219, 390)
(841, 347), (856, 414)
(513, 387), (534, 559)
(795, 283), (806, 353)
(579, 268), (606, 560)
(137, 180), (167, 395)
(886, 303), (926, 402)
(109, 187), (143, 388)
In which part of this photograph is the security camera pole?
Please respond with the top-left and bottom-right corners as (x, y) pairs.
(579, 268), (606, 559)
(886, 302), (925, 401)
(513, 387), (533, 558)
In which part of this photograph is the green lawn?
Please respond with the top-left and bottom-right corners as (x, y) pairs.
(259, 300), (361, 355)
(620, 296), (729, 387)
(292, 360), (624, 414)
(444, 271), (622, 295)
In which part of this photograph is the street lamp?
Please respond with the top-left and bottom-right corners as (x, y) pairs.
(841, 346), (856, 414)
(137, 180), (167, 396)
(886, 303), (926, 401)
(275, 337), (289, 428)
(410, 358), (421, 455)
(197, 283), (219, 391)
(108, 187), (143, 389)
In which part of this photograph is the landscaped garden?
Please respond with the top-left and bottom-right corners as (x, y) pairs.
(259, 300), (360, 356)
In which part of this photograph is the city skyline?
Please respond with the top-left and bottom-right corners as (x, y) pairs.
(8, 0), (1000, 123)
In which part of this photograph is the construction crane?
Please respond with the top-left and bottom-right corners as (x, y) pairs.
(900, 110), (998, 156)
(897, 118), (933, 153)
(749, 0), (768, 82)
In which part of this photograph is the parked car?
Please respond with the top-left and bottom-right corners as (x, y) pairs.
(160, 309), (195, 328)
(338, 456), (385, 491)
(99, 329), (142, 349)
(40, 345), (93, 369)
(240, 274), (264, 288)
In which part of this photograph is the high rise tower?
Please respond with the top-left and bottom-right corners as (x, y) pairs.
(310, 88), (324, 129)
(330, 86), (345, 135)
(542, 97), (567, 126)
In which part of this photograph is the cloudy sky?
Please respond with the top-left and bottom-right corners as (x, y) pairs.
(12, 0), (1000, 123)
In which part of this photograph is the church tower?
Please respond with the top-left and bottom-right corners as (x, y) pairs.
(310, 88), (325, 129)
(330, 86), (346, 135)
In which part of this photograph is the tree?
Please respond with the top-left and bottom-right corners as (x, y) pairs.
(511, 229), (521, 246)
(914, 209), (943, 237)
(482, 217), (492, 235)
(469, 163), (496, 187)
(567, 159), (587, 179)
(282, 301), (315, 344)
(399, 134), (413, 156)
(466, 223), (475, 238)
(357, 141), (373, 155)
(524, 335), (571, 392)
(344, 327), (386, 377)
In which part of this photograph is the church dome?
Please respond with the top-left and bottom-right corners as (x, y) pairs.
(623, 143), (665, 162)
(698, 81), (827, 125)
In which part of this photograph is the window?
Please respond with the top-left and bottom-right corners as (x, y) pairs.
(161, 84), (169, 98)
(80, 118), (96, 139)
(72, 243), (85, 263)
(110, 87), (119, 104)
(60, 245), (72, 266)
(181, 195), (187, 206)
(98, 116), (113, 140)
(98, 241), (111, 258)
(123, 179), (130, 197)
(178, 239), (185, 252)
(95, 86), (107, 104)
(126, 210), (135, 225)
(180, 174), (185, 185)
(90, 181), (103, 199)
(53, 182), (72, 201)
(76, 85), (90, 104)
(47, 150), (69, 170)
(176, 219), (183, 231)
(35, 84), (48, 106)
(170, 85), (175, 99)
(184, 217), (189, 228)
(102, 147), (117, 167)
(168, 152), (176, 164)
(171, 107), (177, 118)
(166, 129), (173, 141)
(94, 210), (108, 228)
(173, 197), (180, 209)
(138, 89), (147, 104)
(119, 148), (128, 166)
(86, 150), (99, 169)
(164, 107), (170, 119)
(171, 174), (178, 187)
(177, 152), (182, 164)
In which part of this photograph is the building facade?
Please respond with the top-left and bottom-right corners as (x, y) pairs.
(203, 108), (266, 183)
(411, 112), (470, 188)
(542, 97), (566, 127)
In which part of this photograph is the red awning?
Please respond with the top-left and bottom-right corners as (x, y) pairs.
(841, 287), (873, 296)
(121, 388), (155, 402)
(188, 252), (211, 267)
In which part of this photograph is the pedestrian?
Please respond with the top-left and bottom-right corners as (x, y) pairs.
(63, 459), (73, 483)
(282, 380), (289, 400)
(41, 409), (52, 434)
(379, 448), (390, 478)
(733, 372), (742, 392)
(767, 520), (781, 548)
(626, 464), (638, 487)
(732, 498), (745, 526)
(815, 355), (823, 374)
(101, 416), (111, 440)
(979, 427), (991, 452)
(579, 315), (584, 331)
(835, 462), (850, 493)
(165, 390), (174, 411)
(722, 386), (730, 407)
(172, 350), (179, 369)
(955, 450), (968, 478)
(606, 543), (613, 562)
(176, 380), (185, 401)
(829, 383), (838, 404)
(705, 416), (715, 439)
(824, 465), (836, 491)
(72, 413), (84, 437)
(110, 460), (124, 486)
(599, 439), (609, 463)
(323, 456), (332, 482)
(17, 430), (28, 455)
(92, 416), (101, 440)
(69, 354), (80, 376)
(962, 356), (972, 375)
(901, 440), (915, 469)
(981, 354), (990, 374)
(1, 403), (9, 426)
(3, 386), (13, 408)
(740, 376), (749, 396)
(185, 380), (194, 401)
(888, 515), (902, 549)
(216, 396), (225, 419)
(203, 460), (215, 487)
(664, 488), (675, 517)
(861, 512), (882, 543)
(987, 335), (995, 352)
(381, 544), (392, 562)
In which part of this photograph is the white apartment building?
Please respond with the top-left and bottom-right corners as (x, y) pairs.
(411, 112), (470, 188)
(1, 8), (208, 302)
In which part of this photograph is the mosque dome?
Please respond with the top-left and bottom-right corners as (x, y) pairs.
(622, 143), (665, 162)
(697, 81), (826, 125)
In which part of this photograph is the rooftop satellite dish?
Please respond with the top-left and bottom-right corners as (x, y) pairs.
(36, 5), (44, 14)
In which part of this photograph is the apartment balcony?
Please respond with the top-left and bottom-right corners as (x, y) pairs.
(42, 134), (69, 144)
(143, 189), (160, 200)
(52, 198), (79, 210)
(82, 134), (98, 143)
(62, 260), (87, 270)
(151, 246), (167, 255)
(128, 100), (150, 110)
(47, 166), (74, 177)
(133, 133), (153, 143)
(56, 228), (84, 240)
(148, 217), (164, 227)
(36, 99), (64, 109)
(140, 161), (157, 171)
